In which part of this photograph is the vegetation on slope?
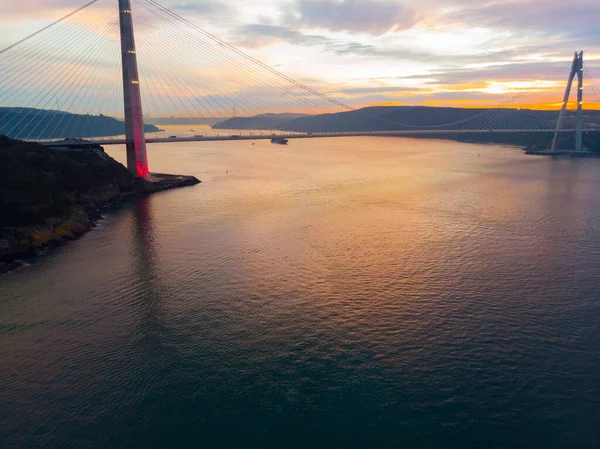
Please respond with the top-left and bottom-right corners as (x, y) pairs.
(0, 108), (160, 140)
(213, 113), (308, 130)
(0, 136), (151, 266)
(218, 106), (600, 151)
(0, 136), (141, 228)
(273, 106), (600, 134)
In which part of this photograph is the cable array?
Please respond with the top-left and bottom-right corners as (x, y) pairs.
(0, 0), (122, 139)
(131, 0), (351, 122)
(584, 69), (600, 105)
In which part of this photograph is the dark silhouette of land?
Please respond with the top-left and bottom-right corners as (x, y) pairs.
(215, 106), (600, 132)
(214, 106), (600, 151)
(0, 108), (160, 140)
(214, 113), (307, 130)
(0, 136), (198, 271)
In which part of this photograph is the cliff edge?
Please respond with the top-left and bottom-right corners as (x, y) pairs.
(0, 136), (199, 272)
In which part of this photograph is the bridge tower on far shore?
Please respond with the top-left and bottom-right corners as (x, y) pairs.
(551, 51), (584, 152)
(118, 0), (149, 178)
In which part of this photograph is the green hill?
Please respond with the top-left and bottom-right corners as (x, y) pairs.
(0, 136), (147, 267)
(214, 113), (308, 130)
(0, 108), (160, 139)
(218, 106), (600, 150)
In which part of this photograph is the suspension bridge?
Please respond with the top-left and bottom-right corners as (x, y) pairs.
(1, 0), (599, 178)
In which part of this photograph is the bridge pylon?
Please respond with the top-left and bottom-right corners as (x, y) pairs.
(551, 51), (584, 153)
(118, 0), (149, 178)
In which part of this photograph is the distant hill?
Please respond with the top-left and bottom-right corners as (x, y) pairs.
(214, 113), (308, 130)
(0, 108), (160, 140)
(217, 106), (600, 150)
(277, 106), (600, 133)
(215, 106), (600, 133)
(145, 117), (220, 126)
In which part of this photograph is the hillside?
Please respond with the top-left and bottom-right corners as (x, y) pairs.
(276, 106), (600, 133)
(146, 117), (220, 126)
(0, 108), (161, 139)
(218, 106), (600, 150)
(215, 106), (600, 134)
(0, 136), (147, 268)
(214, 113), (308, 130)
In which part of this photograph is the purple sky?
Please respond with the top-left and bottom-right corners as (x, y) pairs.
(1, 0), (599, 110)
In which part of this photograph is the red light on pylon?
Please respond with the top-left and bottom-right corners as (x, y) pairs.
(137, 161), (149, 179)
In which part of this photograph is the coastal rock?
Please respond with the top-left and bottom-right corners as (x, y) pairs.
(0, 136), (200, 270)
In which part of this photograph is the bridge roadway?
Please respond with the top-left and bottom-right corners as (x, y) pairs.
(43, 129), (587, 147)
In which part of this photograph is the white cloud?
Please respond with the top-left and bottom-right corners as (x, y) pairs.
(285, 0), (421, 35)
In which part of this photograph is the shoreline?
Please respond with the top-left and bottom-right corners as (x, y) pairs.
(0, 173), (200, 275)
(523, 149), (600, 158)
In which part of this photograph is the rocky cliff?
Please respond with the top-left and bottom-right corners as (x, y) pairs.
(0, 136), (170, 272)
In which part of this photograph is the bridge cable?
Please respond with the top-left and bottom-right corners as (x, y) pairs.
(0, 0), (101, 56)
(1, 1), (118, 138)
(135, 0), (343, 116)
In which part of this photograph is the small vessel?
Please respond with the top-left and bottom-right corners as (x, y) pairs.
(271, 137), (288, 145)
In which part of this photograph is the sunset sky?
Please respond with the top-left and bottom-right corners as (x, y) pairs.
(1, 0), (600, 113)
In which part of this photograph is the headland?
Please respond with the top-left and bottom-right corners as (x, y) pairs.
(0, 136), (199, 273)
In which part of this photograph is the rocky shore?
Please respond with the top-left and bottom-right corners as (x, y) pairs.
(0, 136), (199, 274)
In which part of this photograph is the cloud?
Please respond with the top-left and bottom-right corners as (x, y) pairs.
(235, 23), (545, 68)
(0, 0), (86, 19)
(334, 86), (416, 95)
(168, 1), (232, 17)
(237, 24), (329, 49)
(236, 23), (395, 58)
(2, 0), (599, 111)
(285, 0), (421, 35)
(0, 0), (230, 17)
(444, 0), (600, 42)
(411, 61), (576, 86)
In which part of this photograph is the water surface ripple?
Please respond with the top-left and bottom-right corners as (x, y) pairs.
(1, 137), (600, 448)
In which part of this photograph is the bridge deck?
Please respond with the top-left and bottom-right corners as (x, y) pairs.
(40, 129), (589, 146)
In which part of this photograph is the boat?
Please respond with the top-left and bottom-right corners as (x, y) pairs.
(271, 137), (288, 145)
